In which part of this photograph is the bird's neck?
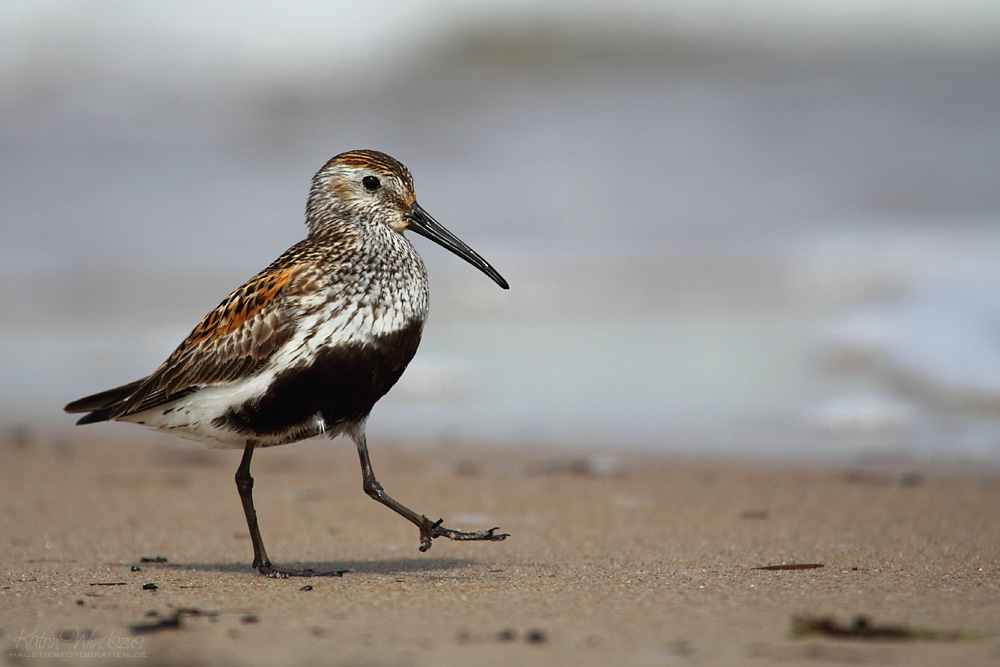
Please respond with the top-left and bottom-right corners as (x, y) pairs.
(311, 222), (429, 326)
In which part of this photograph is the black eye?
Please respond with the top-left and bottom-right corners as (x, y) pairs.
(362, 175), (380, 191)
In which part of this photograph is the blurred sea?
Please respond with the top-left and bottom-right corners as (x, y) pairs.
(3, 2), (1000, 461)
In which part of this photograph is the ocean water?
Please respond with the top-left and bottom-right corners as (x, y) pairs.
(3, 3), (1000, 461)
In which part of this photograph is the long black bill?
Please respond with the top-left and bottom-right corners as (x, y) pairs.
(405, 201), (509, 289)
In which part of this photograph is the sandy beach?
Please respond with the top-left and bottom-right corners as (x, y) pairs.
(2, 433), (998, 665)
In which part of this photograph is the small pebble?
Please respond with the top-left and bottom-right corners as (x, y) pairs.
(526, 629), (547, 644)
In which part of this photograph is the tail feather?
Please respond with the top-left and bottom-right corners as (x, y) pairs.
(64, 379), (146, 425)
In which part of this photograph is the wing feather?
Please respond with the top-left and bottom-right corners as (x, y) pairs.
(111, 244), (321, 418)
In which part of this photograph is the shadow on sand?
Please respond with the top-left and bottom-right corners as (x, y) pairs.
(149, 558), (482, 576)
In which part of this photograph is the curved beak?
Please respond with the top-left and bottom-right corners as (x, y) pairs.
(405, 201), (509, 290)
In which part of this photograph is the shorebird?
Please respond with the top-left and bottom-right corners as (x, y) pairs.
(65, 150), (509, 576)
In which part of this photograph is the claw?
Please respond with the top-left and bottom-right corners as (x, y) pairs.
(415, 516), (510, 551)
(256, 560), (346, 577)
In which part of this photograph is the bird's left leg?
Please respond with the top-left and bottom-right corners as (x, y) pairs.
(351, 428), (509, 552)
(236, 441), (346, 577)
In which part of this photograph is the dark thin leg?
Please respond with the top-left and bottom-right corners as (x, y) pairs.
(235, 442), (345, 577)
(352, 430), (508, 552)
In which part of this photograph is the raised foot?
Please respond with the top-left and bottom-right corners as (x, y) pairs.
(256, 560), (347, 578)
(418, 517), (510, 553)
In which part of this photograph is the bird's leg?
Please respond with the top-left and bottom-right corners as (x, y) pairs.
(352, 430), (509, 552)
(235, 442), (345, 577)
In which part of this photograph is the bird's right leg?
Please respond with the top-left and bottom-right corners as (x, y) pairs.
(235, 441), (345, 577)
(351, 429), (509, 552)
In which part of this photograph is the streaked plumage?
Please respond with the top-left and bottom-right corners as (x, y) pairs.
(65, 150), (509, 576)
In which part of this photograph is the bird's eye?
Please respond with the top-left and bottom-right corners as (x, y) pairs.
(362, 175), (381, 191)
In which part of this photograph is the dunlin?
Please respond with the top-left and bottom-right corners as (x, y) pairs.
(65, 150), (509, 576)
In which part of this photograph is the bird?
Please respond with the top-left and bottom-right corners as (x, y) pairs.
(65, 149), (510, 577)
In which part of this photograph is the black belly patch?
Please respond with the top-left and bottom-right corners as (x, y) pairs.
(213, 320), (423, 440)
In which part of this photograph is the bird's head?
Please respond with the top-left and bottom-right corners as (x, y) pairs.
(308, 150), (508, 289)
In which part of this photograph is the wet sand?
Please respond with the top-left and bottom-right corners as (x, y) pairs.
(2, 433), (999, 665)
